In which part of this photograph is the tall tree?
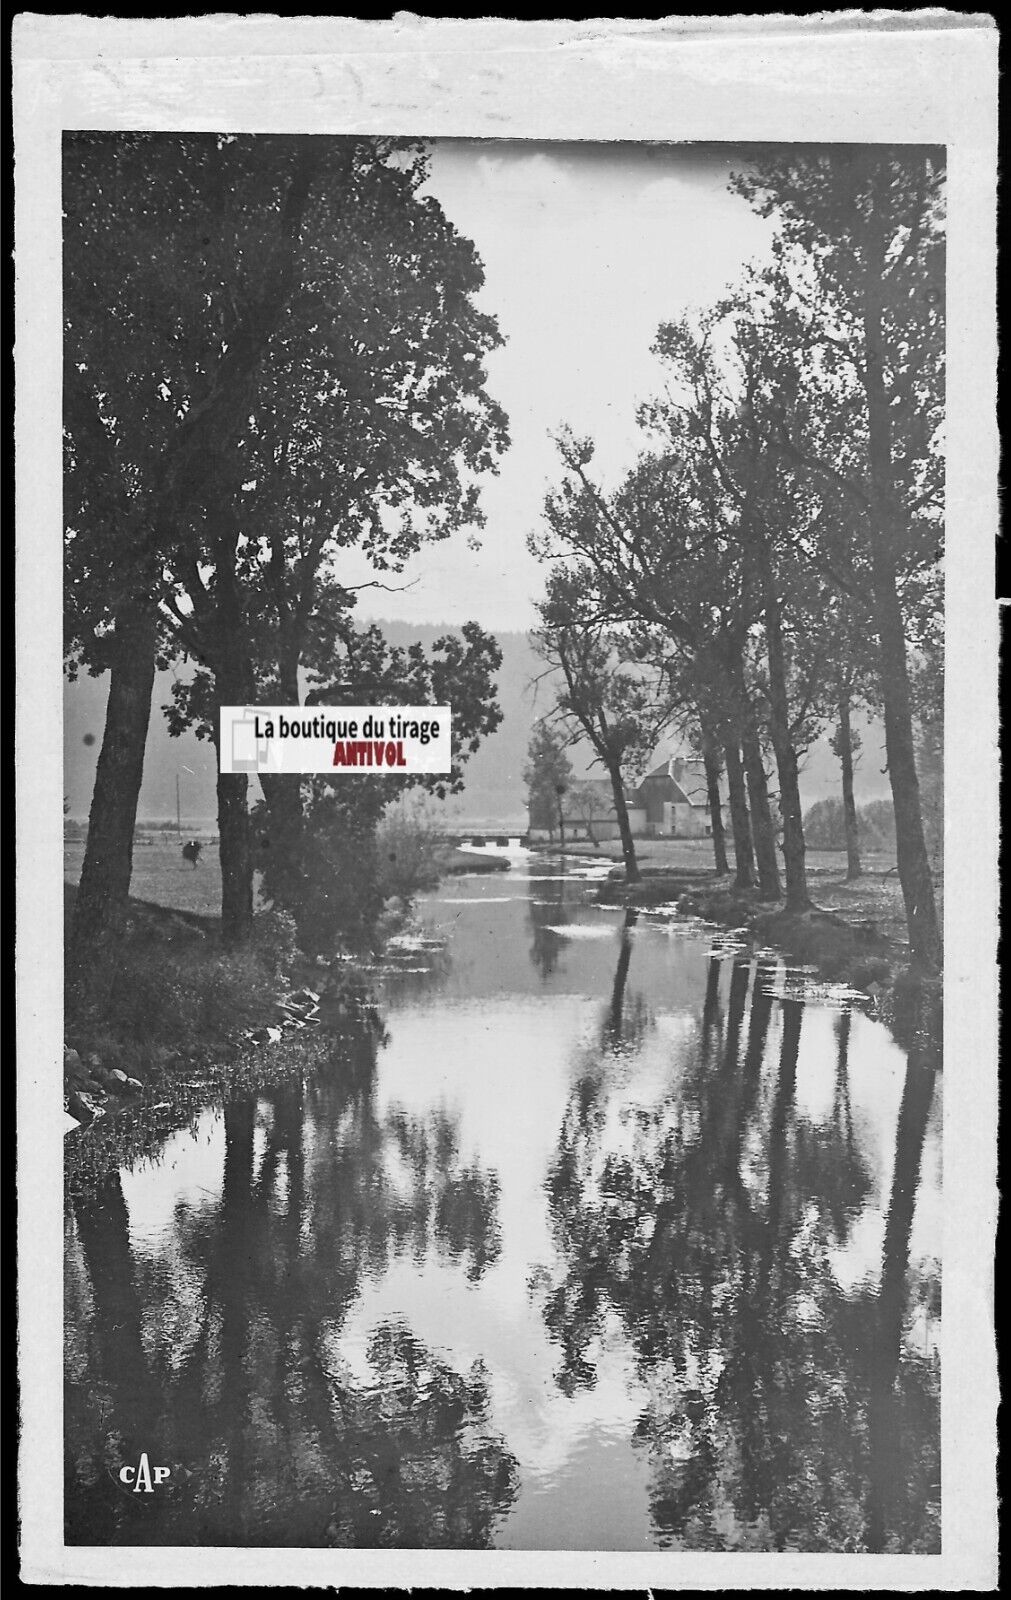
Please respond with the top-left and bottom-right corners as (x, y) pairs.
(734, 148), (945, 970)
(65, 133), (510, 963)
(64, 134), (333, 988)
(697, 720), (731, 876)
(523, 720), (574, 843)
(646, 300), (844, 911)
(566, 781), (614, 847)
(157, 138), (508, 943)
(534, 569), (668, 885)
(534, 438), (772, 893)
(832, 674), (864, 880)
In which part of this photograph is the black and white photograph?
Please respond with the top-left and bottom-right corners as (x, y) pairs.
(15, 14), (998, 1590)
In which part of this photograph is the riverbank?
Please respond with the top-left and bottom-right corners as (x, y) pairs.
(62, 837), (505, 1167)
(435, 845), (511, 875)
(589, 861), (941, 1050)
(63, 883), (353, 1150)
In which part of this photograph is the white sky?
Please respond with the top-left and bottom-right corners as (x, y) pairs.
(344, 139), (775, 632)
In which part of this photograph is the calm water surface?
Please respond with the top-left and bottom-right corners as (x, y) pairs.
(65, 851), (941, 1550)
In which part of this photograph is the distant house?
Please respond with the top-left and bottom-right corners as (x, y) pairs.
(526, 756), (715, 842)
(527, 775), (647, 843)
(632, 757), (712, 839)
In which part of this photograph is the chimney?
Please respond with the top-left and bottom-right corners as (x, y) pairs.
(670, 756), (686, 785)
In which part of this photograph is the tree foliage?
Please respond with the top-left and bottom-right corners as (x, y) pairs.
(65, 132), (510, 953)
(249, 621), (504, 953)
(528, 146), (944, 956)
(523, 721), (573, 835)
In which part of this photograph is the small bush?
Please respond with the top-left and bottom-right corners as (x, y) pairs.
(859, 799), (897, 850)
(802, 796), (897, 852)
(254, 782), (386, 958)
(879, 968), (943, 1054)
(104, 939), (269, 1051)
(850, 956), (892, 989)
(253, 907), (300, 978)
(195, 951), (267, 1035)
(374, 895), (413, 943)
(376, 797), (446, 902)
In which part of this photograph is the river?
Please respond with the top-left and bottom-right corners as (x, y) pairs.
(64, 849), (941, 1551)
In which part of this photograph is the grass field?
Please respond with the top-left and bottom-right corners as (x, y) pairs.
(550, 835), (899, 872)
(63, 834), (509, 919)
(64, 837), (229, 920)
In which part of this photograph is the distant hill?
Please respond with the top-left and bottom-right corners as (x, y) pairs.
(64, 622), (891, 829)
(374, 622), (601, 829)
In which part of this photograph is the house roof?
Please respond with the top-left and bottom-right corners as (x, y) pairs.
(637, 762), (695, 805)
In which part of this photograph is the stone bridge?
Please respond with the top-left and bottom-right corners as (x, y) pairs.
(439, 830), (530, 849)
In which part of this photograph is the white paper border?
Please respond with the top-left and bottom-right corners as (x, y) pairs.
(14, 11), (999, 1590)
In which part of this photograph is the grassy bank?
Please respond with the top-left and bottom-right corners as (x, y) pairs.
(63, 879), (388, 1188)
(65, 882), (308, 1080)
(62, 829), (505, 1162)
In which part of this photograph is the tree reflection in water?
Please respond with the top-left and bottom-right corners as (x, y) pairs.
(534, 942), (940, 1552)
(64, 907), (940, 1553)
(64, 1007), (517, 1547)
(602, 909), (652, 1052)
(527, 866), (568, 980)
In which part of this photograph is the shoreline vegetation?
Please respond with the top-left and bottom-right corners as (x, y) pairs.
(557, 842), (942, 1051)
(62, 837), (510, 1186)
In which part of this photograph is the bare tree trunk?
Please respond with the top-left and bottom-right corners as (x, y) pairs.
(68, 602), (157, 1012)
(188, 143), (329, 953)
(870, 562), (940, 970)
(258, 772), (304, 882)
(216, 769), (254, 948)
(257, 648), (305, 918)
(724, 742), (755, 890)
(211, 511), (256, 948)
(755, 530), (810, 910)
(214, 635), (255, 948)
(605, 760), (640, 884)
(701, 734), (729, 875)
(742, 727), (781, 901)
(860, 179), (941, 973)
(837, 684), (863, 881)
